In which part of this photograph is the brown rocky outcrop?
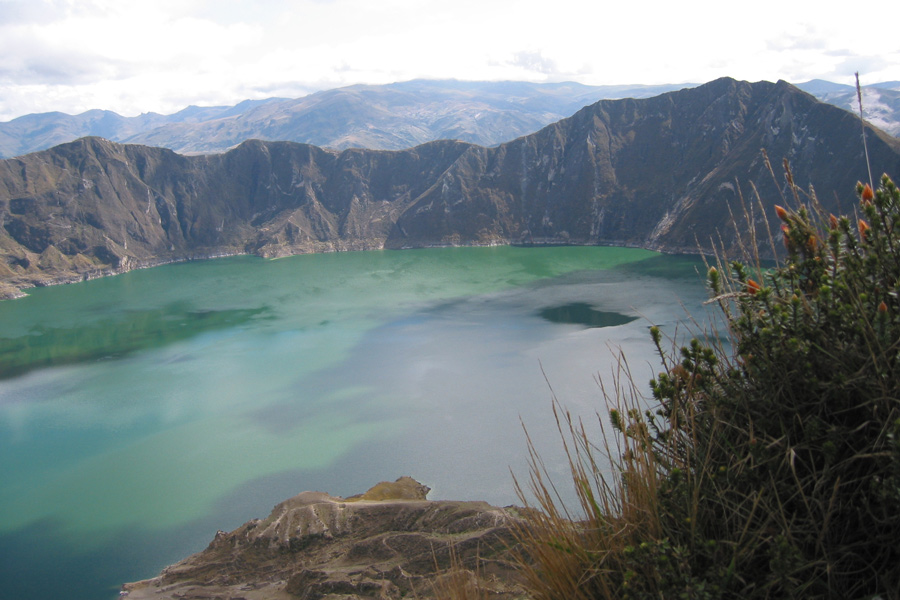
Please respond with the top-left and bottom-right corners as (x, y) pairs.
(120, 477), (530, 600)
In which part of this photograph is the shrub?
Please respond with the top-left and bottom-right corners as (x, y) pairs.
(515, 174), (900, 599)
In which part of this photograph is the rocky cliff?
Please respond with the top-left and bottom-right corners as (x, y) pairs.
(121, 477), (528, 600)
(385, 77), (900, 254)
(2, 77), (900, 298)
(0, 137), (471, 297)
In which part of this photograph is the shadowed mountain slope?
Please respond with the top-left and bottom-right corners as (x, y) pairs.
(2, 78), (899, 298)
(382, 78), (900, 251)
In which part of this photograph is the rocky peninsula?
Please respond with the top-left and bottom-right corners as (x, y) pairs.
(121, 477), (529, 600)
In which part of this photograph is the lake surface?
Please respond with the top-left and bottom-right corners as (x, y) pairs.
(0, 246), (712, 600)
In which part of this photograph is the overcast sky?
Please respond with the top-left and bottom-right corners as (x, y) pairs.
(1, 0), (898, 121)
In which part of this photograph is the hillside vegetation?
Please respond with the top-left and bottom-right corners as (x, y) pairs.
(516, 172), (900, 599)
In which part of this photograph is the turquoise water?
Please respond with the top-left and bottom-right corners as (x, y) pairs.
(0, 246), (711, 599)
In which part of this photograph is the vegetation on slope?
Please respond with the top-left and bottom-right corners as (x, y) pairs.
(515, 172), (900, 599)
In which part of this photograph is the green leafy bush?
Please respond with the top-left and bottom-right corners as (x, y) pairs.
(516, 174), (900, 599)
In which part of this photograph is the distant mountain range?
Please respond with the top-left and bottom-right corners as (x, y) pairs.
(2, 77), (899, 299)
(795, 80), (900, 137)
(3, 79), (897, 161)
(3, 78), (900, 161)
(0, 81), (694, 159)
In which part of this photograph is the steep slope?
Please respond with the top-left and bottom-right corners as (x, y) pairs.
(386, 78), (900, 252)
(2, 78), (899, 299)
(0, 137), (471, 296)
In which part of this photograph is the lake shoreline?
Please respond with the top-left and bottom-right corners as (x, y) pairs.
(0, 237), (705, 301)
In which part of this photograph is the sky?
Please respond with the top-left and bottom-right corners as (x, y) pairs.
(1, 0), (898, 122)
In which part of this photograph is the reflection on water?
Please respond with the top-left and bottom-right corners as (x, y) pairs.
(0, 246), (711, 600)
(538, 302), (637, 328)
(0, 303), (269, 379)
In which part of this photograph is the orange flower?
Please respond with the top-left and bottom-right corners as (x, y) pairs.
(746, 279), (761, 295)
(774, 205), (789, 221)
(862, 183), (875, 203)
(878, 301), (888, 313)
(859, 219), (870, 240)
(829, 214), (839, 230)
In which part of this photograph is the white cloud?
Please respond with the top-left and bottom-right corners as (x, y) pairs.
(0, 0), (899, 121)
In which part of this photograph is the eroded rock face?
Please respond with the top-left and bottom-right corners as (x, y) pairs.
(5, 78), (899, 299)
(121, 477), (529, 600)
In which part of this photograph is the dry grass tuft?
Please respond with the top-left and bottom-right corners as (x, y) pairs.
(510, 168), (900, 600)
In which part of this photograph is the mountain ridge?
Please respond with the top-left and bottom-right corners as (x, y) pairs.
(3, 78), (899, 161)
(796, 80), (900, 136)
(0, 80), (691, 159)
(2, 77), (899, 299)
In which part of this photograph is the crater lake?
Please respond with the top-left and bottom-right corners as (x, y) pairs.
(0, 246), (712, 600)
